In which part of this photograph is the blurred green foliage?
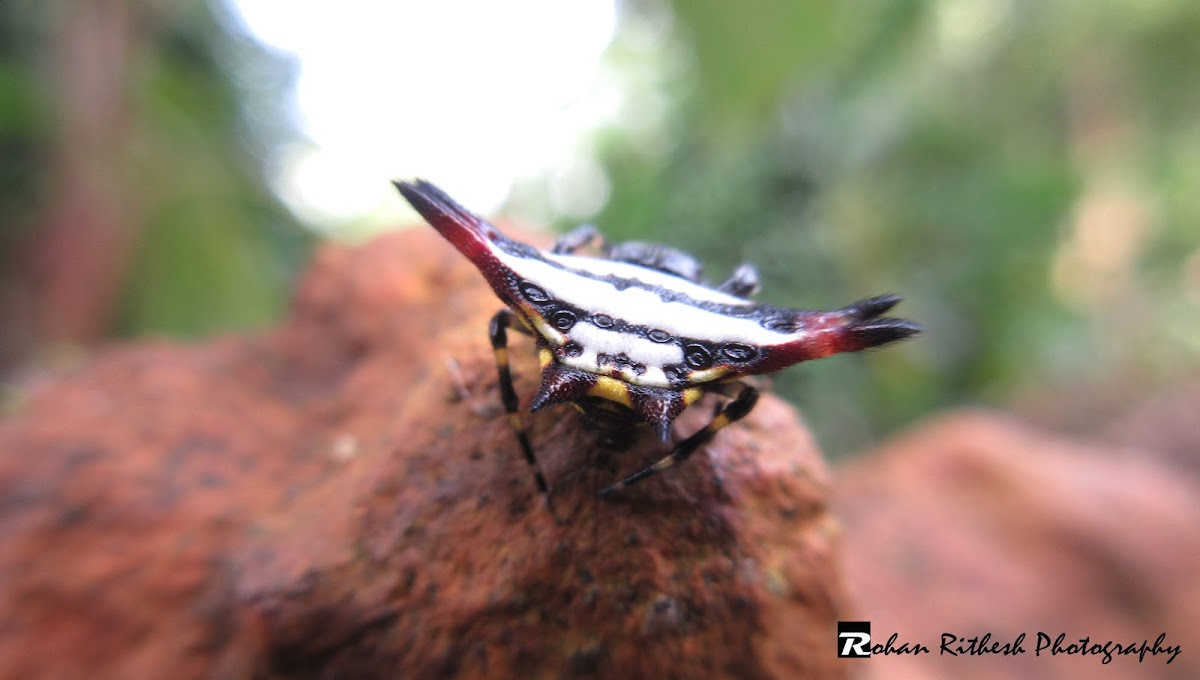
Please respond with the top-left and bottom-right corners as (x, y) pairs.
(117, 2), (309, 335)
(0, 0), (308, 355)
(0, 0), (48, 246)
(4, 0), (1197, 456)
(584, 0), (1200, 454)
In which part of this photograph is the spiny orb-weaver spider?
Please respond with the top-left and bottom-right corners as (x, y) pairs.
(395, 179), (919, 505)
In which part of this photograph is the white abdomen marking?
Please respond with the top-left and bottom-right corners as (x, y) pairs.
(497, 251), (800, 347)
(561, 324), (683, 387)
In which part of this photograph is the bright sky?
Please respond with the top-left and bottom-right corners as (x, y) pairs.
(223, 0), (620, 232)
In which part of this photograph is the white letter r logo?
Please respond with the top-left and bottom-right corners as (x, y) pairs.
(839, 632), (871, 657)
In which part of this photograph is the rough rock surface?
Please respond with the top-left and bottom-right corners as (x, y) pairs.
(0, 228), (849, 679)
(1104, 380), (1200, 485)
(836, 410), (1200, 680)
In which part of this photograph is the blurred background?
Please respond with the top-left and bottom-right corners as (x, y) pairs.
(2, 0), (1198, 459)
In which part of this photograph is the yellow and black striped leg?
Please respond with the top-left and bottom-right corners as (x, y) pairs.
(489, 309), (556, 514)
(598, 383), (760, 497)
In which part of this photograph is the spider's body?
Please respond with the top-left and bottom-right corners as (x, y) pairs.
(394, 179), (919, 501)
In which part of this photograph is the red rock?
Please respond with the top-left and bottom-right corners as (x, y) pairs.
(1104, 380), (1200, 482)
(836, 410), (1200, 679)
(0, 228), (850, 678)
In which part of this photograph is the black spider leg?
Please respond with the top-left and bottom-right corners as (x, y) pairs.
(489, 309), (559, 518)
(598, 382), (760, 497)
(603, 241), (704, 282)
(717, 263), (761, 298)
(551, 225), (603, 254)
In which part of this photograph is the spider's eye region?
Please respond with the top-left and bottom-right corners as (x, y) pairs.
(563, 341), (583, 358)
(684, 343), (713, 370)
(720, 343), (757, 362)
(520, 282), (551, 304)
(592, 314), (614, 329)
(647, 329), (672, 343)
(551, 309), (577, 331)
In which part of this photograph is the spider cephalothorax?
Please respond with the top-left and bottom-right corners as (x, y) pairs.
(394, 179), (920, 502)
